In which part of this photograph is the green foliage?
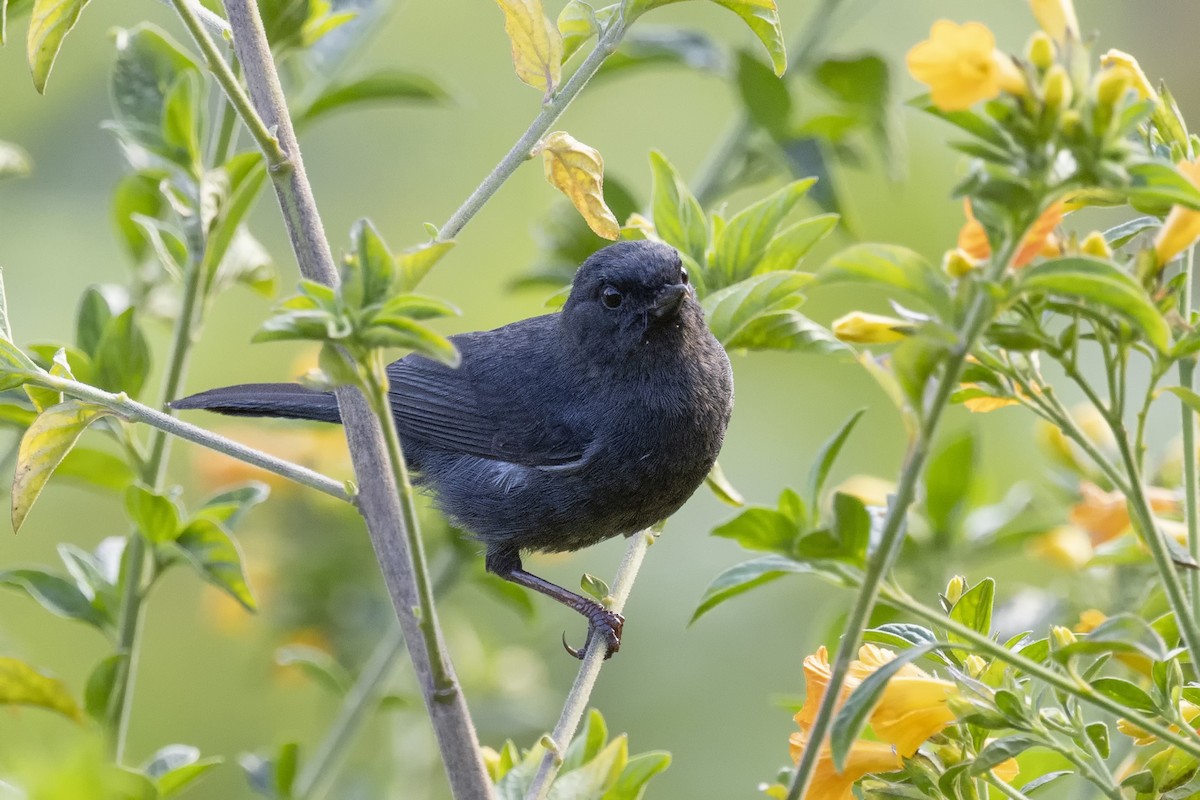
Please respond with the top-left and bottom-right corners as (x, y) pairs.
(488, 709), (670, 800)
(0, 656), (83, 721)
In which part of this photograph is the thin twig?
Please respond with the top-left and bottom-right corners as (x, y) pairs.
(42, 374), (350, 501)
(525, 529), (656, 800)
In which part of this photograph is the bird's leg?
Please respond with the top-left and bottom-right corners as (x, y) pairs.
(486, 547), (624, 660)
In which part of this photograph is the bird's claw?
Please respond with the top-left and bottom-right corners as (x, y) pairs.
(562, 606), (624, 660)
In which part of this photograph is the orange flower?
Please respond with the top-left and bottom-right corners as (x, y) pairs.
(1070, 481), (1179, 545)
(1154, 159), (1200, 267)
(850, 645), (958, 757)
(907, 21), (1026, 112)
(958, 200), (1064, 269)
(1074, 609), (1107, 633)
(788, 726), (902, 800)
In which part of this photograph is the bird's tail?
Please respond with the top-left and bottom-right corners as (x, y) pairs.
(170, 383), (342, 423)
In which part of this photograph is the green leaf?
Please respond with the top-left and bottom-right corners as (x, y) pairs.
(969, 735), (1041, 775)
(702, 271), (849, 355)
(58, 542), (117, 616)
(596, 28), (724, 81)
(704, 460), (744, 506)
(948, 578), (994, 643)
(362, 317), (460, 365)
(710, 178), (815, 288)
(830, 492), (870, 561)
(275, 644), (351, 695)
(1016, 257), (1170, 352)
(1163, 386), (1200, 418)
(580, 573), (610, 601)
(736, 49), (790, 137)
(145, 745), (222, 797)
(25, 0), (91, 93)
(1128, 160), (1200, 214)
(548, 735), (628, 800)
(0, 568), (108, 628)
(1085, 721), (1110, 759)
(557, 0), (598, 62)
(691, 554), (813, 624)
(649, 150), (707, 267)
(1054, 614), (1167, 662)
(161, 71), (202, 172)
(816, 243), (950, 317)
(0, 338), (37, 392)
(12, 400), (113, 532)
(805, 409), (865, 511)
(711, 489), (801, 554)
(297, 70), (451, 127)
(75, 286), (116, 357)
(84, 654), (124, 722)
(125, 484), (181, 543)
(396, 240), (455, 292)
(628, 0), (783, 75)
(602, 751), (671, 800)
(0, 656), (83, 721)
(0, 140), (32, 180)
(755, 214), (838, 274)
(561, 708), (608, 773)
(112, 173), (167, 262)
(57, 446), (136, 492)
(830, 641), (942, 771)
(175, 518), (256, 611)
(346, 217), (398, 309)
(109, 25), (201, 157)
(200, 154), (268, 286)
(923, 429), (976, 534)
(196, 482), (270, 529)
(92, 308), (151, 398)
(1090, 677), (1157, 714)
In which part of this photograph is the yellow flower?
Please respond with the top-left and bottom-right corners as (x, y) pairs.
(1117, 702), (1200, 746)
(957, 200), (991, 261)
(990, 753), (1021, 783)
(1029, 525), (1093, 569)
(1100, 49), (1158, 101)
(834, 475), (895, 508)
(788, 726), (903, 800)
(832, 312), (912, 344)
(907, 21), (1026, 112)
(1155, 159), (1200, 266)
(1074, 608), (1107, 633)
(942, 248), (981, 279)
(1080, 230), (1113, 259)
(850, 645), (958, 757)
(1028, 0), (1079, 42)
(796, 646), (838, 731)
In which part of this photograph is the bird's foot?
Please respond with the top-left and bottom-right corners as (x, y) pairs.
(562, 604), (624, 660)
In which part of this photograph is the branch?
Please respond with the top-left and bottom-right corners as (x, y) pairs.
(525, 529), (656, 800)
(176, 0), (493, 794)
(42, 374), (350, 501)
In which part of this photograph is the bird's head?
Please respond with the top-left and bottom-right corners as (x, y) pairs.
(561, 240), (701, 357)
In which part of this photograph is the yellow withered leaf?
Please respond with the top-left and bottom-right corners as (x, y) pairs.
(537, 131), (620, 241)
(495, 0), (563, 93)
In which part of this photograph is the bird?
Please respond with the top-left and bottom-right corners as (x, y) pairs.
(172, 240), (734, 658)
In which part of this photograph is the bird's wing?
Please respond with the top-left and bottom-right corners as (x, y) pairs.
(386, 344), (589, 468)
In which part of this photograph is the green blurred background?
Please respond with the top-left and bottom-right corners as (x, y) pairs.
(0, 1), (1196, 797)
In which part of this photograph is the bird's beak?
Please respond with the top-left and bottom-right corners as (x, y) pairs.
(650, 283), (689, 319)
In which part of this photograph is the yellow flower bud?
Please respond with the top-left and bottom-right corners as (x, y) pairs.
(1100, 49), (1158, 101)
(1080, 230), (1112, 259)
(1029, 0), (1079, 42)
(944, 575), (967, 604)
(1051, 625), (1078, 649)
(1094, 67), (1132, 109)
(1029, 525), (1093, 569)
(480, 746), (502, 782)
(1042, 64), (1072, 111)
(1059, 109), (1082, 136)
(963, 654), (988, 678)
(943, 247), (981, 278)
(1026, 31), (1055, 70)
(831, 311), (912, 344)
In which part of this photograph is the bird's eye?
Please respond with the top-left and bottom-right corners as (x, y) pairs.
(680, 266), (689, 285)
(601, 286), (623, 309)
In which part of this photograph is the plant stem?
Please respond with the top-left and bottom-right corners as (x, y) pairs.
(1181, 247), (1199, 624)
(209, 55), (242, 167)
(186, 0), (491, 792)
(1112, 429), (1200, 665)
(786, 245), (1010, 799)
(43, 374), (349, 500)
(104, 225), (209, 760)
(882, 591), (1200, 758)
(294, 563), (463, 800)
(525, 529), (656, 800)
(437, 15), (628, 241)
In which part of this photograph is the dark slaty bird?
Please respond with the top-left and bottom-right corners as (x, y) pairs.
(173, 240), (734, 657)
